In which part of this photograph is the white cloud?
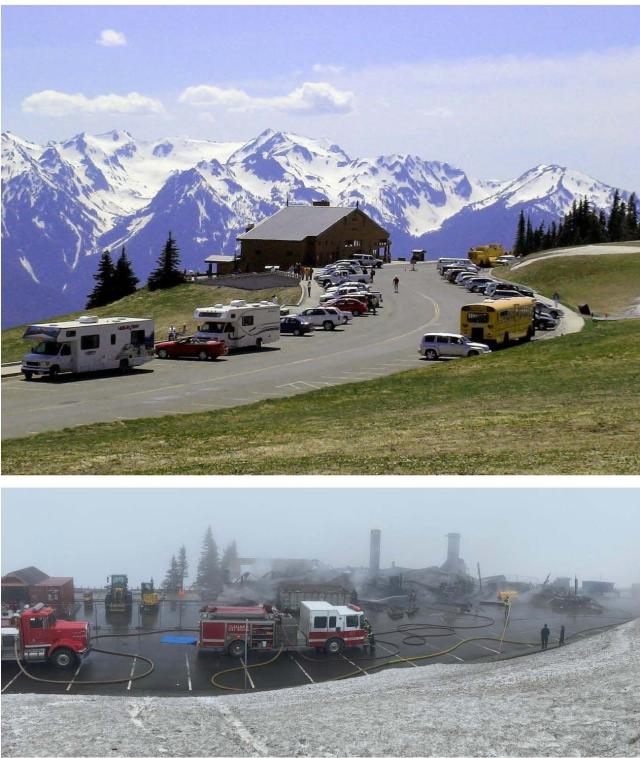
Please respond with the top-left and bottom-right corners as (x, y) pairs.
(22, 90), (164, 117)
(179, 81), (354, 115)
(97, 29), (127, 47)
(312, 63), (344, 75)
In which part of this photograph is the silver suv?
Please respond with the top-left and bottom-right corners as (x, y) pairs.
(419, 333), (491, 360)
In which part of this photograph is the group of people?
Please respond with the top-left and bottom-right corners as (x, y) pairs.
(291, 263), (314, 280)
(167, 324), (187, 341)
(540, 623), (565, 649)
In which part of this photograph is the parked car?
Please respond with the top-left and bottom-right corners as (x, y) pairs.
(154, 336), (228, 360)
(494, 255), (516, 265)
(324, 297), (368, 316)
(298, 307), (342, 330)
(323, 306), (353, 324)
(534, 312), (558, 331)
(280, 316), (313, 336)
(419, 333), (491, 360)
(508, 283), (535, 297)
(465, 277), (495, 292)
(489, 288), (529, 299)
(455, 272), (478, 285)
(535, 302), (562, 320)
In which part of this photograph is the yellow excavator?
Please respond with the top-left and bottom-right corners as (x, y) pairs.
(140, 579), (160, 612)
(468, 243), (507, 267)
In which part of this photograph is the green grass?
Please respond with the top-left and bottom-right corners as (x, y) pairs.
(3, 319), (639, 475)
(500, 253), (640, 315)
(1, 283), (301, 364)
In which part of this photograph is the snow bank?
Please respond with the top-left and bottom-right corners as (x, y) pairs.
(2, 620), (639, 757)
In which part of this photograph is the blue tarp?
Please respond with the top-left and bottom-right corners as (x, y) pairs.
(160, 635), (198, 645)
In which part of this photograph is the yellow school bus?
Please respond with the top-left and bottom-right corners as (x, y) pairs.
(460, 297), (535, 346)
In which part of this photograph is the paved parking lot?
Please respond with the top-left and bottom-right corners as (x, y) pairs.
(1, 263), (571, 439)
(3, 597), (635, 697)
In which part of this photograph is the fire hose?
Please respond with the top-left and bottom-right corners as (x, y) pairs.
(12, 638), (155, 686)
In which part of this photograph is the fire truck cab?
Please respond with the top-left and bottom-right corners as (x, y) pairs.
(299, 601), (366, 653)
(0, 603), (90, 669)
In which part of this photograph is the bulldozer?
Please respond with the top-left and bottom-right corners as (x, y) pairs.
(140, 579), (161, 612)
(105, 574), (133, 613)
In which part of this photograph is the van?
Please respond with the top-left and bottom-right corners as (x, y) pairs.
(21, 316), (155, 380)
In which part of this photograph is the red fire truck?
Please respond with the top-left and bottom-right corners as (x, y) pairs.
(1, 603), (90, 669)
(197, 601), (367, 658)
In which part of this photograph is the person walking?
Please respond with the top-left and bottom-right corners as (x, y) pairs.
(393, 276), (399, 293)
(552, 292), (560, 307)
(559, 625), (565, 646)
(307, 280), (312, 297)
(541, 623), (550, 650)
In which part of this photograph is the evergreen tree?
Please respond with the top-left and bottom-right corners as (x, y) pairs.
(86, 250), (116, 308)
(147, 232), (186, 291)
(607, 190), (623, 241)
(221, 541), (239, 583)
(176, 545), (188, 592)
(162, 555), (180, 593)
(524, 218), (534, 255)
(196, 526), (221, 597)
(625, 192), (638, 239)
(112, 247), (139, 301)
(514, 210), (527, 257)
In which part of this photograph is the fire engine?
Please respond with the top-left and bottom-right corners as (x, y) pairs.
(1, 603), (90, 670)
(197, 600), (367, 658)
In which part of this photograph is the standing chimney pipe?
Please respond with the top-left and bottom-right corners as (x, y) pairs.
(369, 529), (381, 577)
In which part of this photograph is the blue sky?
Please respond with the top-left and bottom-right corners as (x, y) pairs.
(2, 488), (639, 587)
(2, 5), (640, 187)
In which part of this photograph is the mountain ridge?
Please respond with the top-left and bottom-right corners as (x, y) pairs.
(1, 128), (633, 326)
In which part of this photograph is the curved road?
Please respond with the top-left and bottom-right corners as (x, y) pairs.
(1, 263), (564, 439)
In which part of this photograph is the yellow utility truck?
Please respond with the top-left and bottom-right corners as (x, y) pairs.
(468, 243), (507, 267)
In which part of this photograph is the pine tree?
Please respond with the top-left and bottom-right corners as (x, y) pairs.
(196, 526), (221, 597)
(112, 247), (139, 301)
(514, 210), (526, 257)
(162, 555), (180, 592)
(625, 192), (638, 239)
(607, 190), (623, 241)
(176, 545), (188, 592)
(221, 541), (239, 583)
(147, 232), (186, 291)
(86, 250), (116, 308)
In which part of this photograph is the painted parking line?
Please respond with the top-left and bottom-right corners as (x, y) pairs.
(288, 653), (314, 683)
(454, 635), (501, 655)
(421, 639), (465, 663)
(241, 660), (255, 689)
(1, 670), (23, 693)
(66, 661), (83, 692)
(126, 657), (137, 691)
(375, 642), (419, 668)
(185, 652), (193, 692)
(338, 653), (369, 675)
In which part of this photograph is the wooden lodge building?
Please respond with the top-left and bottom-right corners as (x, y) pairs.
(237, 201), (391, 271)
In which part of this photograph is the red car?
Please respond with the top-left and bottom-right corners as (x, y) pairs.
(154, 336), (228, 360)
(324, 297), (368, 316)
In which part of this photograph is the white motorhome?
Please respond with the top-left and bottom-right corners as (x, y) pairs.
(21, 316), (155, 380)
(193, 300), (280, 350)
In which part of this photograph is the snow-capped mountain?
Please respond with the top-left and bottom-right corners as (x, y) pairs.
(1, 128), (632, 326)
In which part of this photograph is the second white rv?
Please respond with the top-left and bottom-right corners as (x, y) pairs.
(193, 300), (280, 350)
(21, 316), (155, 380)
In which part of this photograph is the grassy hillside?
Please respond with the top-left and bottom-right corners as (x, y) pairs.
(3, 319), (638, 475)
(500, 253), (640, 315)
(1, 283), (301, 364)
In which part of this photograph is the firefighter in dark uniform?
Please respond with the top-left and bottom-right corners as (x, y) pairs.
(362, 617), (375, 652)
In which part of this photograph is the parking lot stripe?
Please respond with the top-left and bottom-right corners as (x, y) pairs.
(185, 652), (193, 692)
(1, 670), (23, 692)
(289, 653), (314, 683)
(454, 635), (501, 655)
(241, 660), (255, 689)
(422, 640), (464, 663)
(339, 653), (369, 675)
(375, 642), (419, 668)
(126, 657), (137, 691)
(66, 661), (83, 692)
